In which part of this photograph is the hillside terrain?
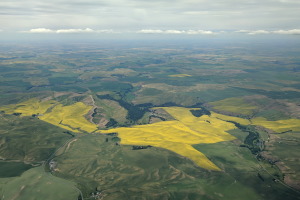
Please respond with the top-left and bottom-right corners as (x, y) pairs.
(0, 41), (300, 199)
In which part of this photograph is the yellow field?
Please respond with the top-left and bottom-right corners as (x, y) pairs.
(209, 110), (300, 133)
(101, 106), (299, 169)
(210, 97), (257, 115)
(40, 102), (98, 133)
(251, 117), (300, 133)
(0, 99), (98, 133)
(211, 111), (300, 133)
(210, 111), (300, 133)
(3, 96), (299, 173)
(211, 112), (251, 125)
(168, 74), (191, 77)
(101, 107), (237, 171)
(0, 98), (57, 116)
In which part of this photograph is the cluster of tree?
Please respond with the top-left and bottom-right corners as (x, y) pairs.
(132, 145), (152, 150)
(190, 108), (211, 117)
(228, 121), (264, 154)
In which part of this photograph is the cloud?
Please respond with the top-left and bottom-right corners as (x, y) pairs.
(23, 28), (117, 34)
(137, 29), (164, 34)
(273, 29), (300, 35)
(235, 29), (270, 35)
(236, 29), (300, 35)
(56, 28), (94, 33)
(186, 30), (216, 35)
(137, 29), (217, 35)
(165, 30), (184, 34)
(247, 30), (270, 35)
(29, 28), (55, 33)
(20, 28), (300, 36)
(1, 0), (300, 33)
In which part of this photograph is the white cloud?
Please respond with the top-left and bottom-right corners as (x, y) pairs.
(235, 30), (270, 35)
(186, 30), (216, 35)
(137, 29), (164, 33)
(247, 30), (270, 35)
(28, 28), (55, 33)
(137, 29), (217, 35)
(273, 29), (300, 35)
(236, 29), (300, 35)
(23, 28), (118, 34)
(165, 30), (184, 34)
(56, 28), (94, 33)
(20, 28), (300, 36)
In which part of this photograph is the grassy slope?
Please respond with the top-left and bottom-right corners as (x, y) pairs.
(0, 114), (72, 162)
(53, 133), (300, 200)
(194, 141), (300, 200)
(0, 114), (78, 199)
(210, 97), (257, 115)
(0, 166), (78, 200)
(53, 134), (260, 200)
(94, 98), (128, 124)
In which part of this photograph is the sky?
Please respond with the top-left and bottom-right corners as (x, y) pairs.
(0, 0), (300, 38)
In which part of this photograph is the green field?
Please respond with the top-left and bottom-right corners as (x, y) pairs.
(51, 133), (299, 200)
(0, 167), (79, 200)
(0, 114), (72, 162)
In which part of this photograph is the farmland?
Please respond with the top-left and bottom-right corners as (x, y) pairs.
(0, 40), (300, 199)
(40, 102), (98, 133)
(209, 97), (258, 115)
(0, 98), (57, 116)
(0, 99), (98, 133)
(100, 107), (238, 171)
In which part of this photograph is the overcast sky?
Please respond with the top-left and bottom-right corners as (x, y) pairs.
(0, 0), (300, 36)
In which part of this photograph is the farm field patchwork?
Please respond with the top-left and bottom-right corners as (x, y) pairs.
(1, 42), (300, 199)
(101, 107), (237, 171)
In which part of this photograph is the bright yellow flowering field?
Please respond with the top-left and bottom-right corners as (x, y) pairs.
(40, 102), (98, 133)
(0, 98), (57, 116)
(2, 98), (299, 171)
(251, 117), (300, 133)
(0, 99), (97, 133)
(101, 107), (237, 171)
